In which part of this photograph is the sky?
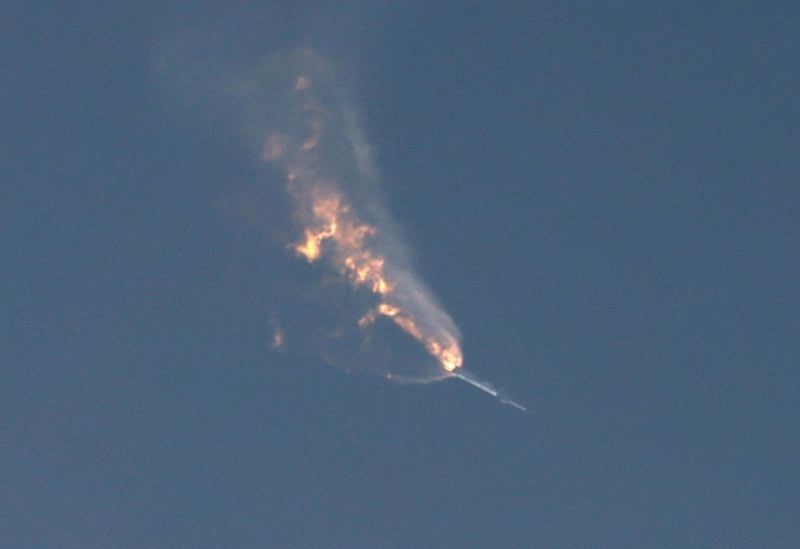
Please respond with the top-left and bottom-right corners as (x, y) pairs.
(2, 2), (799, 547)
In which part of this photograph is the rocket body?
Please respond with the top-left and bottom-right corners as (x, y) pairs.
(454, 369), (526, 412)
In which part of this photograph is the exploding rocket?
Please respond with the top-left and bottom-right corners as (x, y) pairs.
(260, 50), (526, 413)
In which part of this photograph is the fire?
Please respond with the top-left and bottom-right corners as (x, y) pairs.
(263, 68), (463, 375)
(289, 182), (463, 373)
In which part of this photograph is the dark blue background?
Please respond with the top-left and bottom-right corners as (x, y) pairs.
(3, 3), (798, 546)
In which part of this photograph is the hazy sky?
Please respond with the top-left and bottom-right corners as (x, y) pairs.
(3, 2), (798, 547)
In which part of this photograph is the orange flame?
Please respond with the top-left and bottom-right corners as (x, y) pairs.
(262, 69), (463, 375)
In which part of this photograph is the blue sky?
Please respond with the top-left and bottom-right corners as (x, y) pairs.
(2, 2), (798, 547)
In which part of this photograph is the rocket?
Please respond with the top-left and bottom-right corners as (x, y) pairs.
(453, 369), (526, 412)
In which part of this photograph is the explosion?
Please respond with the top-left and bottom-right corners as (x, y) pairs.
(261, 59), (463, 376)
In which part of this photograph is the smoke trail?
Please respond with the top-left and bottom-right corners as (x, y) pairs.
(251, 49), (463, 382)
